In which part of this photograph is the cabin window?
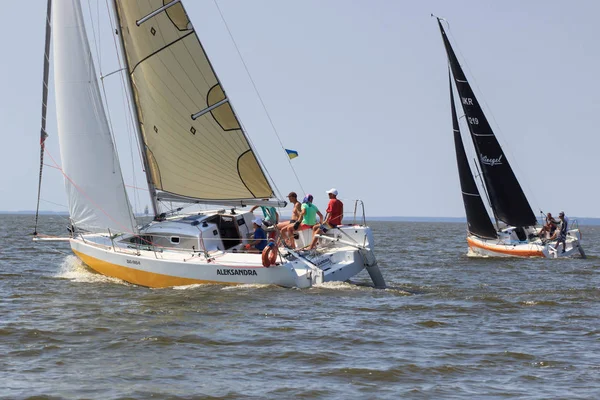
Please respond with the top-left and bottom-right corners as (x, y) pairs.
(129, 235), (152, 245)
(170, 236), (180, 244)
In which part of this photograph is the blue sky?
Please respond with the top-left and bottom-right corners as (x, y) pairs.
(1, 0), (599, 217)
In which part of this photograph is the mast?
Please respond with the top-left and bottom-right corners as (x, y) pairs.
(450, 72), (498, 239)
(110, 0), (159, 218)
(437, 18), (537, 228)
(34, 0), (53, 235)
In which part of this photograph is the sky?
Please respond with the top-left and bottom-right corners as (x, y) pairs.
(1, 0), (599, 218)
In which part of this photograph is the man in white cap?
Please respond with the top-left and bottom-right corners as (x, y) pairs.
(245, 217), (267, 252)
(309, 188), (344, 249)
(324, 188), (343, 227)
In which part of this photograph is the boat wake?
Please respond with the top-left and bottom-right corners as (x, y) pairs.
(221, 284), (276, 291)
(466, 249), (490, 258)
(169, 283), (275, 291)
(54, 255), (131, 286)
(171, 283), (221, 290)
(313, 281), (365, 290)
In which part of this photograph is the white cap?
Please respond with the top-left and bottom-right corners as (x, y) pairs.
(252, 217), (263, 226)
(326, 188), (338, 196)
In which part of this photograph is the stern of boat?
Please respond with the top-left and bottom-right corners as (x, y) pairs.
(312, 223), (386, 288)
(542, 224), (585, 258)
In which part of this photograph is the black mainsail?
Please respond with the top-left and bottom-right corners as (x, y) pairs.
(450, 75), (498, 239)
(438, 19), (537, 228)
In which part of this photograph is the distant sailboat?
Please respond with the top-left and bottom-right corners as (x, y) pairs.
(33, 0), (386, 288)
(436, 18), (584, 258)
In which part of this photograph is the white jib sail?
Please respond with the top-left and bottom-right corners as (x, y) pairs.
(52, 0), (136, 233)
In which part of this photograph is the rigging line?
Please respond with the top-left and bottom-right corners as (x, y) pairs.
(125, 184), (149, 191)
(40, 198), (69, 209)
(33, 243), (73, 257)
(212, 0), (305, 197)
(43, 146), (137, 235)
(97, 48), (134, 226)
(105, 0), (145, 166)
(87, 0), (102, 74)
(35, 0), (53, 236)
(237, 116), (284, 201)
(87, 0), (124, 187)
(105, 0), (147, 215)
(120, 74), (141, 214)
(170, 13), (285, 198)
(43, 163), (62, 170)
(100, 67), (126, 80)
(97, 0), (101, 68)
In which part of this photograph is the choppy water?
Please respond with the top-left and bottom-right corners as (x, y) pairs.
(2, 214), (600, 399)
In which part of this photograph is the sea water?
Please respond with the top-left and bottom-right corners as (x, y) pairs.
(2, 214), (600, 399)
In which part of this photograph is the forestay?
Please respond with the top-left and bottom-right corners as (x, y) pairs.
(438, 20), (536, 228)
(112, 0), (275, 204)
(450, 75), (498, 239)
(53, 0), (136, 233)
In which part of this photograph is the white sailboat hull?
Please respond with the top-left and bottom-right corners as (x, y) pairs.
(466, 229), (584, 258)
(40, 1), (386, 290)
(69, 227), (375, 288)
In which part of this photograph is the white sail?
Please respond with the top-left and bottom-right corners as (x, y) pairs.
(53, 0), (136, 233)
(113, 0), (275, 204)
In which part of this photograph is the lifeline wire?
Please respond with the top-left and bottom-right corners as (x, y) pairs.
(212, 0), (305, 197)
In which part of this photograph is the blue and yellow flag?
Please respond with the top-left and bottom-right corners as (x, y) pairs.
(285, 149), (299, 160)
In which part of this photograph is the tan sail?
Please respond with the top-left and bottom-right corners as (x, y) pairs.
(113, 0), (274, 202)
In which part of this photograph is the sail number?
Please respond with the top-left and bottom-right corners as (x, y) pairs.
(462, 97), (479, 124)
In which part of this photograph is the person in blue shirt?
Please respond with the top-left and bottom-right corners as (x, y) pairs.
(245, 218), (267, 252)
(250, 202), (279, 240)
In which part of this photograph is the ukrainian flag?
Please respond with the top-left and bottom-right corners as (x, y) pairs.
(285, 149), (299, 160)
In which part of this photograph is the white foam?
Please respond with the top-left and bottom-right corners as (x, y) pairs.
(313, 281), (365, 291)
(54, 255), (131, 286)
(220, 283), (273, 291)
(466, 249), (490, 258)
(172, 283), (219, 290)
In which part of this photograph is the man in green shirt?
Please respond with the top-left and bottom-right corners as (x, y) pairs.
(298, 194), (323, 230)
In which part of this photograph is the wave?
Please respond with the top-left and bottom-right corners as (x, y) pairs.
(53, 255), (131, 286)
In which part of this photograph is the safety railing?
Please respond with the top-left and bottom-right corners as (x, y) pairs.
(77, 231), (262, 259)
(352, 200), (367, 226)
(570, 219), (580, 231)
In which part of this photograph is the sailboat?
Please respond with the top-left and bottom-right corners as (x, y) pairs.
(436, 18), (584, 258)
(33, 0), (386, 288)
